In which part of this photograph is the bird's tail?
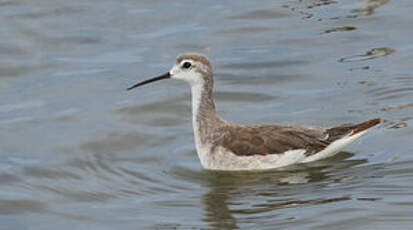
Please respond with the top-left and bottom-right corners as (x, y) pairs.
(326, 118), (380, 142)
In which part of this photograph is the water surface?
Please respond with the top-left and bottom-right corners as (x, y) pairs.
(1, 0), (412, 229)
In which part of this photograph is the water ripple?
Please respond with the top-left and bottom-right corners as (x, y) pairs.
(339, 47), (396, 62)
(228, 9), (290, 20)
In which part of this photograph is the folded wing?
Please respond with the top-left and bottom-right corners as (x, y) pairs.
(212, 118), (380, 157)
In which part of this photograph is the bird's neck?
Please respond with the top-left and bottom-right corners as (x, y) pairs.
(190, 80), (223, 148)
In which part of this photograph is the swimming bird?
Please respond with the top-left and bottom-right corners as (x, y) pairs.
(127, 53), (380, 170)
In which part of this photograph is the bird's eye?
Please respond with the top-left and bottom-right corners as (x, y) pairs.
(182, 62), (191, 69)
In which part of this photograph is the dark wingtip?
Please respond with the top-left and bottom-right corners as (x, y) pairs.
(352, 118), (381, 135)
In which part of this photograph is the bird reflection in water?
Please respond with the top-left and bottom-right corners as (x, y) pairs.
(200, 153), (367, 229)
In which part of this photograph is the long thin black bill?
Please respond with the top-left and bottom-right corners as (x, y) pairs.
(127, 72), (170, 90)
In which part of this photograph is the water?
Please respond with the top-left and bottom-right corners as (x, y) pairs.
(0, 0), (412, 229)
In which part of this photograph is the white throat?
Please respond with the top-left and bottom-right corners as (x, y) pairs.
(190, 82), (209, 166)
(190, 83), (204, 120)
(190, 83), (204, 142)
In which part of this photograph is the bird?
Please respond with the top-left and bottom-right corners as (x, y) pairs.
(127, 53), (380, 171)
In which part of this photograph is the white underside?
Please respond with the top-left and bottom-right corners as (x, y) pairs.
(197, 129), (371, 171)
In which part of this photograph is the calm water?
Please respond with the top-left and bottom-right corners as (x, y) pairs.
(1, 0), (412, 229)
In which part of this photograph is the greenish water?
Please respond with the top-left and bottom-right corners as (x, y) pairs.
(0, 0), (412, 229)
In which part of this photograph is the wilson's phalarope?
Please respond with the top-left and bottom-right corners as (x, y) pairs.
(127, 53), (380, 171)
